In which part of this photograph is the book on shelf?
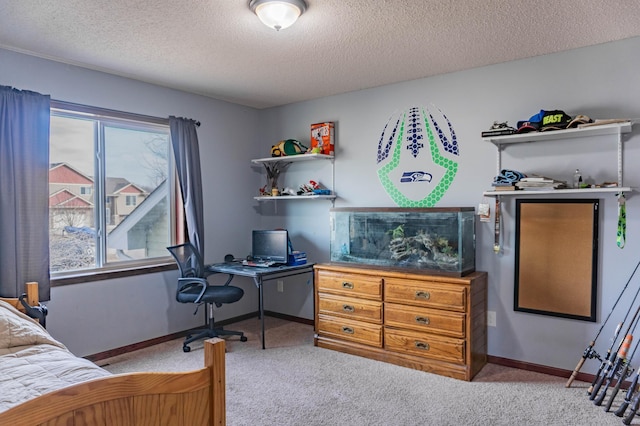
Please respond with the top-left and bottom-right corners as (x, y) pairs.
(519, 176), (554, 183)
(491, 185), (518, 191)
(481, 129), (516, 137)
(516, 181), (567, 190)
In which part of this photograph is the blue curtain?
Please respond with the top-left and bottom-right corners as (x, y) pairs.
(169, 116), (205, 257)
(0, 86), (51, 299)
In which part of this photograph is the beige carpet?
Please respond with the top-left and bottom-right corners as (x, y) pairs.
(100, 317), (635, 426)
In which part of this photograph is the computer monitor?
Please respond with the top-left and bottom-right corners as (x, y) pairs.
(252, 230), (289, 264)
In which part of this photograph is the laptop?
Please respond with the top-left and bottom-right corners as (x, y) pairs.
(247, 229), (289, 267)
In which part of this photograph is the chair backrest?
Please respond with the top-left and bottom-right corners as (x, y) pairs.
(167, 243), (206, 278)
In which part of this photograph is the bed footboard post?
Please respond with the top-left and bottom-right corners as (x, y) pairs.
(25, 282), (39, 307)
(1, 282), (40, 316)
(205, 337), (226, 426)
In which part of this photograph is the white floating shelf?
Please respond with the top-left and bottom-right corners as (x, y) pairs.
(483, 121), (632, 146)
(254, 194), (337, 201)
(483, 187), (631, 197)
(251, 153), (334, 164)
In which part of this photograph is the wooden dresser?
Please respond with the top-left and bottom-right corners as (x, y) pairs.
(313, 263), (487, 381)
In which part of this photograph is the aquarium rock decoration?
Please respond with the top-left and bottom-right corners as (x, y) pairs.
(388, 229), (459, 270)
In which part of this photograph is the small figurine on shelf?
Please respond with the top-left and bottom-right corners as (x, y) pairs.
(298, 180), (331, 196)
(258, 184), (280, 197)
(298, 182), (315, 195)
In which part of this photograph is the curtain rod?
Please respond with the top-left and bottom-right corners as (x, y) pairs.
(50, 99), (200, 127)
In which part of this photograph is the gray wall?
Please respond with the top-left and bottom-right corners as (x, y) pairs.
(2, 37), (640, 374)
(258, 36), (640, 374)
(0, 48), (264, 356)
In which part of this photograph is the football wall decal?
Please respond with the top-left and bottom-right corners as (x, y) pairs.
(376, 105), (459, 207)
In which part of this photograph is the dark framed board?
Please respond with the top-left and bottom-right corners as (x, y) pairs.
(514, 199), (599, 322)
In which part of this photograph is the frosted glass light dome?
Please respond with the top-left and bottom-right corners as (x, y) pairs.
(250, 0), (307, 31)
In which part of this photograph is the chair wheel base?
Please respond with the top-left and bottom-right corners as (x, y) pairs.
(183, 345), (191, 353)
(241, 336), (248, 342)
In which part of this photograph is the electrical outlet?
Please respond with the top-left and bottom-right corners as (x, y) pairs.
(277, 280), (284, 292)
(487, 311), (496, 327)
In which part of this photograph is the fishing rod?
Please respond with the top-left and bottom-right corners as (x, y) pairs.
(592, 333), (633, 406)
(595, 300), (640, 407)
(604, 335), (640, 412)
(603, 313), (640, 412)
(598, 322), (640, 410)
(623, 384), (640, 425)
(567, 258), (640, 388)
(589, 319), (635, 397)
(591, 299), (640, 402)
(583, 323), (621, 394)
(614, 367), (639, 418)
(587, 264), (640, 396)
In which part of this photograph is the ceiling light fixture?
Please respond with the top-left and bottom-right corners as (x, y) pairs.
(249, 0), (307, 31)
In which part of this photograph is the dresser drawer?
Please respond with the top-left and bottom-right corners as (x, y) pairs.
(384, 303), (465, 338)
(385, 279), (466, 311)
(318, 293), (382, 323)
(316, 270), (382, 300)
(317, 314), (383, 347)
(384, 328), (464, 363)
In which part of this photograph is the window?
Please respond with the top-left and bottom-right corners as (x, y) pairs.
(49, 104), (181, 276)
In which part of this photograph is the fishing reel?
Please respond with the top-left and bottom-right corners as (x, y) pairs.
(617, 360), (634, 380)
(583, 346), (602, 361)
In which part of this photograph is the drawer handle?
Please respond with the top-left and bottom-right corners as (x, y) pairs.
(415, 341), (430, 351)
(415, 290), (431, 300)
(415, 316), (430, 325)
(342, 281), (354, 289)
(342, 304), (355, 313)
(342, 326), (354, 334)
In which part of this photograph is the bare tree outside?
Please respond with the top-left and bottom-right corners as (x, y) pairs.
(51, 207), (91, 233)
(143, 135), (169, 187)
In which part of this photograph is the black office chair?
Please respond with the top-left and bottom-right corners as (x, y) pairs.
(167, 243), (247, 352)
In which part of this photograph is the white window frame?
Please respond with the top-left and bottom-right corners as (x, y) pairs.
(50, 101), (182, 280)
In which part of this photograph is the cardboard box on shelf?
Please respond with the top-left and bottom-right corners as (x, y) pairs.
(310, 122), (334, 155)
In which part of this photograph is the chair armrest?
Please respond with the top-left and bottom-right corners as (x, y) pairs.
(178, 277), (208, 303)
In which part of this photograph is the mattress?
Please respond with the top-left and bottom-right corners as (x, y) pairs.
(0, 299), (110, 412)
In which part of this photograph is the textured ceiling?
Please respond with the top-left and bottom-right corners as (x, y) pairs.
(0, 1), (639, 109)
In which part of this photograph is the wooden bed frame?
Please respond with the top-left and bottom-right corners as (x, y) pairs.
(0, 282), (226, 425)
(0, 281), (40, 315)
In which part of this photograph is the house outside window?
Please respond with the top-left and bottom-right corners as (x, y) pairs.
(49, 104), (181, 275)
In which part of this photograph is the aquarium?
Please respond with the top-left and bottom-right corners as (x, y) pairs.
(330, 207), (475, 276)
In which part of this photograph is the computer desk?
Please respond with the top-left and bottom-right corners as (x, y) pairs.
(207, 262), (315, 349)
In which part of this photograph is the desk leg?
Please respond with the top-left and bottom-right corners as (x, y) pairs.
(252, 276), (266, 350)
(259, 280), (265, 349)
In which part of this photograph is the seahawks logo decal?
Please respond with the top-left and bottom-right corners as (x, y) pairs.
(377, 105), (459, 207)
(400, 171), (432, 183)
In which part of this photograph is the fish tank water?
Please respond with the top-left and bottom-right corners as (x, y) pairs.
(330, 207), (475, 276)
